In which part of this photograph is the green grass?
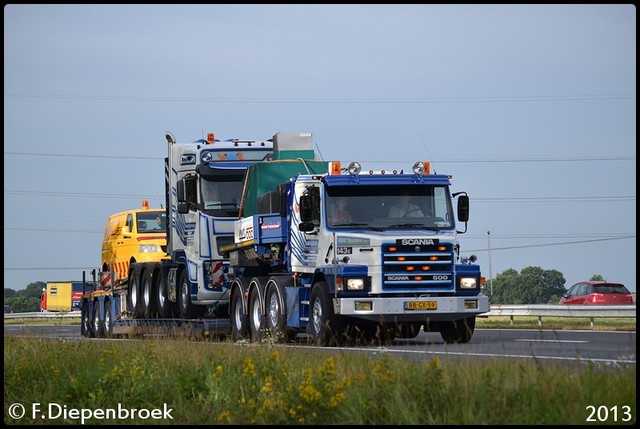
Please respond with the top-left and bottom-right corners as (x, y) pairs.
(476, 316), (636, 331)
(4, 337), (636, 425)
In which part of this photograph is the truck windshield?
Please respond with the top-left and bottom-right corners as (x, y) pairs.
(201, 175), (244, 217)
(325, 185), (454, 230)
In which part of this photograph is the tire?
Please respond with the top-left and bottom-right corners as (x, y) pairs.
(439, 317), (476, 344)
(178, 269), (206, 319)
(264, 277), (293, 342)
(230, 282), (248, 341)
(92, 301), (105, 338)
(141, 269), (157, 319)
(156, 272), (175, 319)
(127, 267), (142, 318)
(103, 299), (113, 338)
(81, 300), (93, 338)
(308, 281), (344, 346)
(248, 286), (263, 343)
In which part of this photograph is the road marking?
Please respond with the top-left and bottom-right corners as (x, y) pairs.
(514, 339), (588, 343)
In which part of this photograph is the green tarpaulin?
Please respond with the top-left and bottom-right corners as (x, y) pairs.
(240, 159), (329, 217)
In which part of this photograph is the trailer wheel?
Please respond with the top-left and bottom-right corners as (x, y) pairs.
(141, 269), (157, 319)
(265, 277), (293, 343)
(81, 300), (93, 338)
(308, 281), (344, 346)
(230, 286), (248, 341)
(248, 287), (263, 343)
(156, 272), (175, 318)
(127, 267), (142, 318)
(103, 299), (113, 338)
(439, 317), (475, 344)
(92, 301), (105, 338)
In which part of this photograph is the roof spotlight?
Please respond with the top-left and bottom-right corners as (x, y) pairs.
(347, 162), (361, 175)
(412, 161), (427, 175)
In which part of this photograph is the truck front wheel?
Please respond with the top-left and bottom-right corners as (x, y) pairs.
(178, 270), (205, 319)
(308, 281), (344, 346)
(439, 317), (476, 344)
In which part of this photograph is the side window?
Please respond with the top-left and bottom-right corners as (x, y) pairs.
(185, 176), (198, 210)
(575, 283), (588, 296)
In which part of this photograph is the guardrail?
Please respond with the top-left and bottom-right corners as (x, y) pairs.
(4, 311), (82, 320)
(484, 304), (636, 327)
(5, 305), (636, 328)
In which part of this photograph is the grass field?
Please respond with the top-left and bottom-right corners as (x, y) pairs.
(3, 336), (636, 425)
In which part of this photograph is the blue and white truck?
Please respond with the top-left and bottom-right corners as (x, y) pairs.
(223, 140), (489, 346)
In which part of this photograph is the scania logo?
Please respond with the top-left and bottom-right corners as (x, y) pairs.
(401, 239), (435, 246)
(388, 275), (410, 281)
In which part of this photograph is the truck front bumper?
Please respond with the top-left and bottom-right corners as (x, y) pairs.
(335, 294), (489, 323)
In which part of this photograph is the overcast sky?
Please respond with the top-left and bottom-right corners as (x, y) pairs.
(4, 4), (636, 293)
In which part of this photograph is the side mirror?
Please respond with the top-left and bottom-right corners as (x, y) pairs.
(457, 195), (469, 222)
(177, 179), (186, 203)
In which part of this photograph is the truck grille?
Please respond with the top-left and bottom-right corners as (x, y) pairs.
(382, 242), (454, 291)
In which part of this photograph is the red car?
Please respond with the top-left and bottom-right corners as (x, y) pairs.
(559, 281), (634, 305)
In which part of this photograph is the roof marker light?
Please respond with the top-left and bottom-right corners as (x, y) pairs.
(207, 133), (215, 144)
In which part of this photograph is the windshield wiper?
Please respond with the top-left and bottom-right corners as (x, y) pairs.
(332, 222), (369, 227)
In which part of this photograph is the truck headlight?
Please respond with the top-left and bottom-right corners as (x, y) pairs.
(346, 278), (365, 291)
(139, 244), (161, 253)
(459, 277), (477, 289)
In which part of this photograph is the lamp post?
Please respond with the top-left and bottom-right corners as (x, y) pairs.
(487, 230), (493, 297)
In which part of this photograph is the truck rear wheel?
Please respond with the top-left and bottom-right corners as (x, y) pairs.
(265, 276), (293, 343)
(439, 317), (475, 344)
(308, 281), (344, 346)
(156, 272), (175, 318)
(248, 283), (264, 343)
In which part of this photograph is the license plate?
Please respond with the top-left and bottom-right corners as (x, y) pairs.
(405, 301), (437, 310)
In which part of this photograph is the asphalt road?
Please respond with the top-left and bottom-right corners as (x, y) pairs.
(4, 324), (635, 368)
